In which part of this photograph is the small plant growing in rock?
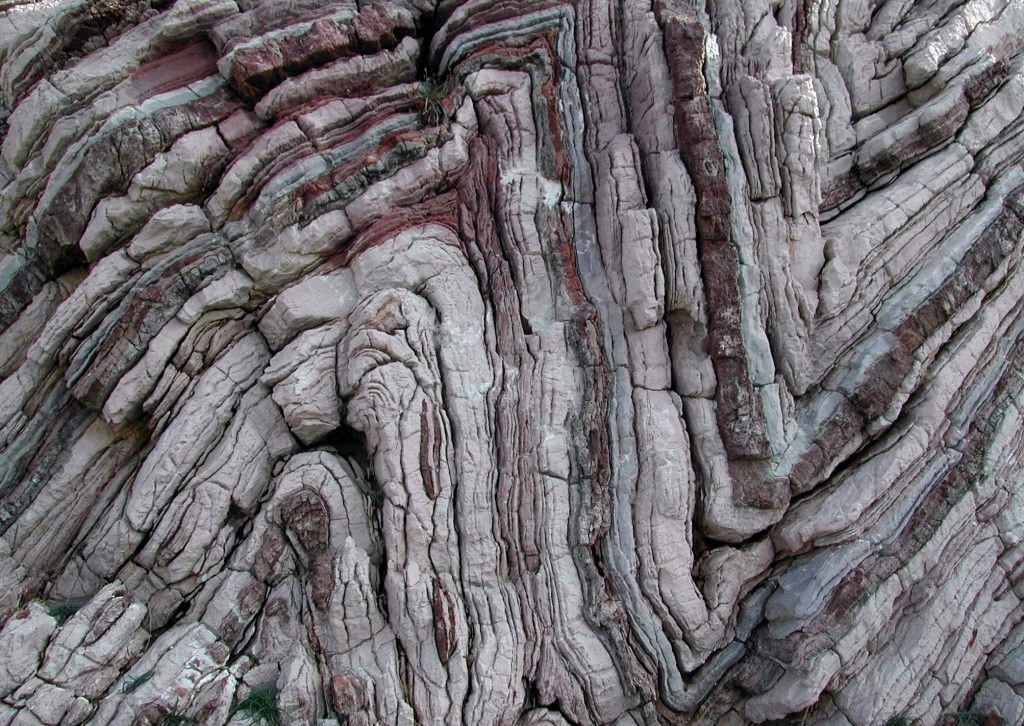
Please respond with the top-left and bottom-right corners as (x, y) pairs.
(47, 601), (82, 625)
(121, 669), (155, 694)
(418, 73), (453, 127)
(235, 687), (281, 725)
(157, 708), (193, 726)
(885, 715), (913, 726)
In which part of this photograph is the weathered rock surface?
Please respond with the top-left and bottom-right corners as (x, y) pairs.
(1, 0), (1024, 723)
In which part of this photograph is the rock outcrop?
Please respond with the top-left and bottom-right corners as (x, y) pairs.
(2, 0), (1024, 723)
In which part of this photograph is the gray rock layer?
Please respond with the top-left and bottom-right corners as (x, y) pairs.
(1, 0), (1023, 723)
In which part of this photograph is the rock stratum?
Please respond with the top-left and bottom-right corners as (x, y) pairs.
(1, 0), (1024, 723)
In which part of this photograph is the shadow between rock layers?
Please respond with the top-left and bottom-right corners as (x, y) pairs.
(1, 0), (1024, 724)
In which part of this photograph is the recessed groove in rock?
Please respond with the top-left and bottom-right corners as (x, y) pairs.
(2, 0), (1024, 724)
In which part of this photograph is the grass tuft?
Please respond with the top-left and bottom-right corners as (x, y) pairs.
(235, 686), (281, 725)
(157, 708), (194, 726)
(122, 669), (155, 694)
(418, 74), (453, 127)
(47, 601), (82, 625)
(886, 716), (913, 726)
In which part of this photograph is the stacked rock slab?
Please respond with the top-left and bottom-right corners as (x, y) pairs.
(1, 0), (1024, 723)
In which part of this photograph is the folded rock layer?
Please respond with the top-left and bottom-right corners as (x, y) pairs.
(1, 0), (1024, 724)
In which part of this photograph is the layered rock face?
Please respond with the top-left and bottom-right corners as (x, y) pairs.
(2, 0), (1024, 723)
